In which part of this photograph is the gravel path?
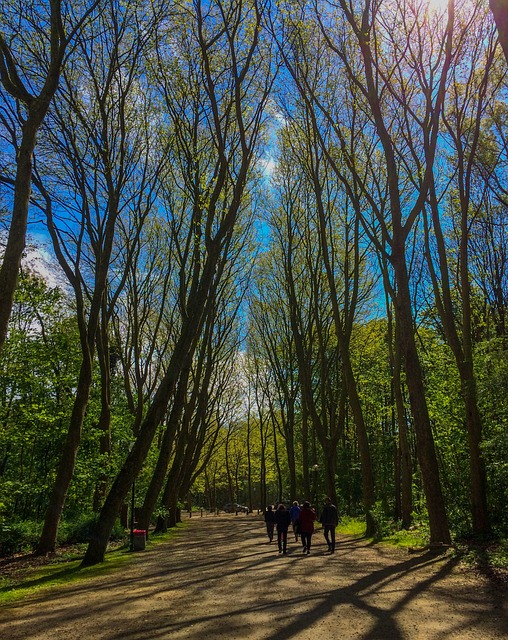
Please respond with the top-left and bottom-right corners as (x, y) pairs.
(0, 514), (506, 639)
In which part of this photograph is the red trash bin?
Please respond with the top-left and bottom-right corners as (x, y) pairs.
(133, 529), (146, 551)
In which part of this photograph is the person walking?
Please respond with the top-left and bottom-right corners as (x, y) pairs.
(319, 496), (339, 553)
(274, 503), (291, 554)
(264, 505), (275, 543)
(289, 501), (301, 541)
(299, 501), (317, 555)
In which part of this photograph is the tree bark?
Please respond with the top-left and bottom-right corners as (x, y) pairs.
(395, 255), (451, 545)
(490, 0), (508, 64)
(393, 349), (412, 529)
(36, 352), (93, 553)
(93, 312), (112, 512)
(137, 368), (188, 532)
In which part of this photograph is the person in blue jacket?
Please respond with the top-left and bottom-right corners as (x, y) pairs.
(289, 501), (301, 541)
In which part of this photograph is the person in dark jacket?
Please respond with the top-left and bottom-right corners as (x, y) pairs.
(274, 503), (291, 554)
(289, 501), (301, 541)
(264, 505), (275, 542)
(319, 496), (339, 553)
(299, 501), (317, 554)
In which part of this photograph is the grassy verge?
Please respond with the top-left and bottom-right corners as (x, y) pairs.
(336, 516), (429, 548)
(336, 516), (508, 585)
(454, 537), (508, 584)
(0, 523), (188, 607)
(336, 517), (367, 537)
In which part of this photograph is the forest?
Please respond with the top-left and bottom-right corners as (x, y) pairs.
(0, 0), (507, 568)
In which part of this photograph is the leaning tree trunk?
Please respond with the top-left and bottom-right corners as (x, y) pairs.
(137, 367), (189, 531)
(162, 456), (185, 528)
(36, 352), (93, 554)
(81, 312), (203, 566)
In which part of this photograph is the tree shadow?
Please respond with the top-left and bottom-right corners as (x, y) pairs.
(1, 518), (506, 640)
(0, 565), (82, 594)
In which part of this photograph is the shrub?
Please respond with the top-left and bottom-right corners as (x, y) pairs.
(60, 513), (125, 545)
(370, 502), (394, 539)
(0, 520), (41, 556)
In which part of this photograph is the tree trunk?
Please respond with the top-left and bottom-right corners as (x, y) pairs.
(259, 422), (267, 509)
(395, 378), (412, 530)
(426, 179), (490, 535)
(36, 353), (93, 554)
(93, 313), (112, 512)
(392, 314), (413, 529)
(342, 354), (375, 513)
(272, 419), (283, 502)
(81, 323), (197, 566)
(285, 412), (298, 501)
(0, 121), (37, 351)
(302, 404), (310, 499)
(461, 363), (490, 534)
(490, 0), (508, 65)
(246, 411), (253, 512)
(395, 258), (451, 545)
(137, 368), (189, 531)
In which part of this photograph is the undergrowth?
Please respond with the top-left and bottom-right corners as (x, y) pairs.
(0, 523), (187, 606)
(337, 515), (508, 585)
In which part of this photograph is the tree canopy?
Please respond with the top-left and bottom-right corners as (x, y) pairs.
(1, 0), (508, 565)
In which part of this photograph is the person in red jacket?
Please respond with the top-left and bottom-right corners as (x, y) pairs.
(298, 501), (317, 554)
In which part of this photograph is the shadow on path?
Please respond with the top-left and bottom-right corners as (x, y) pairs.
(0, 516), (506, 640)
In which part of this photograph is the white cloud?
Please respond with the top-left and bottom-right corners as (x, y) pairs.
(19, 233), (68, 290)
(261, 156), (277, 176)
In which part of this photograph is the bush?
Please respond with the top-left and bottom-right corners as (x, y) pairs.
(370, 502), (393, 539)
(0, 514), (126, 557)
(59, 513), (126, 545)
(0, 520), (41, 556)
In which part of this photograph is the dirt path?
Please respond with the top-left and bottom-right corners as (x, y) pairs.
(0, 514), (506, 639)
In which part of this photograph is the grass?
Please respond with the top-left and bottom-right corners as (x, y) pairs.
(337, 516), (430, 549)
(336, 516), (367, 537)
(0, 523), (187, 607)
(454, 536), (508, 583)
(378, 528), (430, 549)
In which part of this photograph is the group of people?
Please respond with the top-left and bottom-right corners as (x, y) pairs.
(263, 497), (339, 555)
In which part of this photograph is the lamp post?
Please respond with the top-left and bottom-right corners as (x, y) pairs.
(129, 443), (135, 551)
(312, 464), (319, 507)
(130, 479), (135, 551)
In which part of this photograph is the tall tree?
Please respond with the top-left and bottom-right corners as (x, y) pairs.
(0, 0), (98, 352)
(275, 0), (455, 543)
(278, 103), (377, 520)
(82, 0), (275, 566)
(423, 6), (499, 534)
(249, 250), (302, 501)
(34, 0), (162, 553)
